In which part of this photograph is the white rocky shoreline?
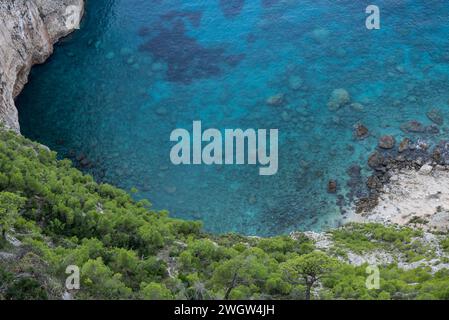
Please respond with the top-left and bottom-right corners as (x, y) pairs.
(365, 165), (449, 231)
(355, 138), (449, 232)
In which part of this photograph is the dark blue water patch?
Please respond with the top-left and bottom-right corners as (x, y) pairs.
(261, 0), (281, 8)
(219, 0), (245, 18)
(16, 0), (449, 236)
(161, 10), (203, 28)
(139, 19), (244, 83)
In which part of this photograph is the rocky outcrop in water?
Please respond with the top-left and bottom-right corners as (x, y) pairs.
(0, 0), (84, 132)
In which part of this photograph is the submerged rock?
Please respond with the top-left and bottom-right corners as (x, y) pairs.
(347, 164), (361, 177)
(266, 93), (285, 107)
(165, 186), (177, 194)
(120, 47), (133, 56)
(400, 120), (426, 133)
(327, 180), (337, 193)
(80, 158), (91, 168)
(416, 139), (429, 151)
(248, 194), (257, 205)
(426, 124), (440, 135)
(354, 123), (369, 139)
(327, 88), (350, 111)
(398, 138), (410, 153)
(332, 116), (341, 125)
(432, 148), (442, 163)
(156, 106), (168, 116)
(378, 135), (396, 149)
(395, 65), (405, 73)
(76, 152), (86, 162)
(281, 111), (290, 122)
(368, 151), (385, 170)
(126, 57), (135, 65)
(350, 102), (364, 112)
(105, 51), (115, 60)
(288, 75), (303, 91)
(366, 175), (382, 191)
(151, 62), (165, 72)
(311, 28), (330, 43)
(426, 108), (444, 125)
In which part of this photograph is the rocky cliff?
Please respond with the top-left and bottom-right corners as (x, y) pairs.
(0, 0), (84, 132)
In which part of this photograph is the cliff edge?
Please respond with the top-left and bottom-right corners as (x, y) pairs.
(0, 0), (84, 132)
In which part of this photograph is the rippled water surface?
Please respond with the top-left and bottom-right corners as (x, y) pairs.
(17, 0), (449, 235)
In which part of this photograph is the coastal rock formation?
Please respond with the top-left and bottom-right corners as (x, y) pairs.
(0, 0), (84, 132)
(356, 134), (449, 232)
(400, 120), (425, 133)
(327, 179), (337, 193)
(365, 166), (449, 232)
(378, 135), (395, 149)
(354, 123), (369, 139)
(426, 108), (444, 126)
(398, 138), (410, 153)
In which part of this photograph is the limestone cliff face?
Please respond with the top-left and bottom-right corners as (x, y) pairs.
(0, 0), (84, 132)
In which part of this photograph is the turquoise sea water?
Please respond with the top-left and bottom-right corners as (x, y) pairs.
(17, 0), (449, 235)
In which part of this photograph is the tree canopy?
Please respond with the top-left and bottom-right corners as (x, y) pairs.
(1, 128), (449, 300)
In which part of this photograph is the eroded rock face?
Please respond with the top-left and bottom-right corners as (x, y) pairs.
(0, 0), (84, 132)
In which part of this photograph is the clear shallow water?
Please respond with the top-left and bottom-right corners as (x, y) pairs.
(17, 0), (449, 236)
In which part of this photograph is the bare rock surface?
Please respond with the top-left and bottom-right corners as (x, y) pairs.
(345, 250), (394, 267)
(365, 166), (449, 232)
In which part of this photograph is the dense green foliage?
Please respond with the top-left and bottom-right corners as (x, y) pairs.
(1, 128), (449, 300)
(331, 223), (432, 262)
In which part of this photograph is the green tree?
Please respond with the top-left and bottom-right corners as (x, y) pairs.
(212, 248), (271, 299)
(140, 282), (173, 300)
(80, 257), (132, 299)
(0, 192), (26, 242)
(281, 251), (339, 300)
(5, 278), (48, 300)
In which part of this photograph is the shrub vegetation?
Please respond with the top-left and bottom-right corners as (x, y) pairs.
(1, 128), (448, 300)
